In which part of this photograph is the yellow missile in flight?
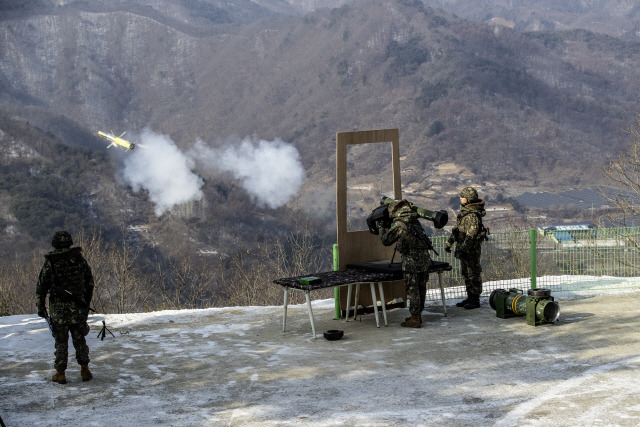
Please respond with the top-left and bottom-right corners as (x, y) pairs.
(98, 130), (136, 151)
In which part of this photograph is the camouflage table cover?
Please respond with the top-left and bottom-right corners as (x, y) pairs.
(272, 261), (451, 290)
(272, 268), (401, 291)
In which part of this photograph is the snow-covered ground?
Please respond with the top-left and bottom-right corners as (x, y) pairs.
(1, 282), (640, 426)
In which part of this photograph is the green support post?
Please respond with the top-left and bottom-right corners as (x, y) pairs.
(530, 228), (537, 289)
(333, 244), (341, 319)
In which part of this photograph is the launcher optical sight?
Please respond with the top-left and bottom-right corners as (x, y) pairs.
(489, 288), (560, 326)
(366, 196), (448, 235)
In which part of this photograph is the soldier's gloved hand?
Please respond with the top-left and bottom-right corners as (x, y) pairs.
(38, 310), (46, 318)
(444, 245), (452, 253)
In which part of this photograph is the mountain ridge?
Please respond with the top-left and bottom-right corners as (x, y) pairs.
(1, 0), (639, 259)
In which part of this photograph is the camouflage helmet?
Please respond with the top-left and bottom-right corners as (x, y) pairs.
(459, 186), (479, 202)
(51, 231), (73, 249)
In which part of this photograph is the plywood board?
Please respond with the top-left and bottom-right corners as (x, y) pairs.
(336, 129), (405, 309)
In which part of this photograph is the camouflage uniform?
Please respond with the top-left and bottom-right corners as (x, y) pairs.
(36, 232), (94, 373)
(446, 187), (486, 308)
(380, 201), (431, 322)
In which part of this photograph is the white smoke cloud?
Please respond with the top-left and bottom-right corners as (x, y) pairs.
(121, 128), (204, 216)
(190, 136), (306, 209)
(117, 130), (305, 216)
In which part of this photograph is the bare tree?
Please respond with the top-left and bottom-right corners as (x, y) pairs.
(0, 211), (333, 314)
(74, 228), (110, 313)
(107, 226), (151, 313)
(603, 114), (640, 231)
(0, 252), (41, 316)
(218, 244), (268, 307)
(0, 266), (11, 316)
(80, 225), (152, 314)
(218, 211), (332, 307)
(157, 253), (219, 309)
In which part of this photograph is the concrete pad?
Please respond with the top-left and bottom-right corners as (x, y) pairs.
(1, 290), (639, 426)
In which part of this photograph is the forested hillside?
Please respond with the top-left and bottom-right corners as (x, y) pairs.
(1, 0), (639, 275)
(422, 0), (640, 39)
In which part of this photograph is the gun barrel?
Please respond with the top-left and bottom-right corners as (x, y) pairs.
(380, 196), (448, 228)
(43, 308), (54, 334)
(413, 207), (448, 228)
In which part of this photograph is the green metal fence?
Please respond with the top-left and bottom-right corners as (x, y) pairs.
(428, 226), (640, 300)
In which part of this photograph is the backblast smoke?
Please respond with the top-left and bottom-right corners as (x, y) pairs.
(117, 129), (305, 215)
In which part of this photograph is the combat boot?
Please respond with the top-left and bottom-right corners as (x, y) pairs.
(463, 294), (481, 309)
(401, 314), (422, 328)
(80, 364), (93, 382)
(52, 370), (66, 384)
(456, 297), (471, 307)
(457, 281), (474, 307)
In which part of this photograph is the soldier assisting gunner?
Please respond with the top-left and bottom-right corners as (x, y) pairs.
(445, 187), (488, 309)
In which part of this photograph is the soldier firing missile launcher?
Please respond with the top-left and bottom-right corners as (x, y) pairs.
(366, 195), (448, 235)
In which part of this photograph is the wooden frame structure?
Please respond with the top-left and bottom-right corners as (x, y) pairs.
(336, 128), (406, 310)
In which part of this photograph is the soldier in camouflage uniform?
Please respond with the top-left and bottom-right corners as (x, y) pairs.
(380, 200), (432, 328)
(445, 187), (487, 309)
(36, 231), (95, 384)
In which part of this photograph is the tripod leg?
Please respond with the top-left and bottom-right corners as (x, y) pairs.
(98, 320), (107, 340)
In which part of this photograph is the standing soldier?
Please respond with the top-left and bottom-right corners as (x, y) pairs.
(445, 187), (487, 309)
(36, 231), (95, 384)
(380, 200), (432, 328)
